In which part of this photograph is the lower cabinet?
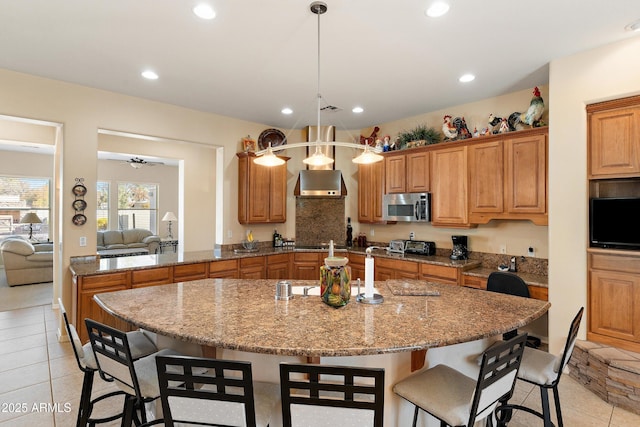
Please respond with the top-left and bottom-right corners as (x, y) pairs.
(267, 253), (291, 279)
(588, 250), (640, 352)
(420, 263), (459, 284)
(292, 252), (322, 280)
(239, 257), (266, 279)
(209, 259), (239, 278)
(375, 257), (420, 280)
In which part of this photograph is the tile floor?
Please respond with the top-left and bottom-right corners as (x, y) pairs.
(1, 304), (640, 426)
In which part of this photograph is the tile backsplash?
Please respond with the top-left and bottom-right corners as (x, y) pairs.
(295, 197), (345, 247)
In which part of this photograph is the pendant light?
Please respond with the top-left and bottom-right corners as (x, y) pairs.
(253, 2), (383, 166)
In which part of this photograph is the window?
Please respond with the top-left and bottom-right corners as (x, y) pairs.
(97, 181), (109, 231)
(0, 176), (50, 242)
(117, 182), (158, 233)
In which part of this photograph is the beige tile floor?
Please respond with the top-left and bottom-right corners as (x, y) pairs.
(1, 304), (640, 426)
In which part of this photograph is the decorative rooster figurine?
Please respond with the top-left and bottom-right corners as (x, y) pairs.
(442, 115), (458, 140)
(508, 86), (545, 130)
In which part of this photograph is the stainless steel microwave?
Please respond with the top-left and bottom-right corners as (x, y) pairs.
(382, 193), (431, 222)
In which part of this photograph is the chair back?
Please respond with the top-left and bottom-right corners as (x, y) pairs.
(85, 318), (143, 400)
(487, 272), (529, 297)
(280, 363), (385, 427)
(468, 333), (528, 426)
(554, 307), (584, 381)
(155, 355), (258, 427)
(59, 298), (91, 372)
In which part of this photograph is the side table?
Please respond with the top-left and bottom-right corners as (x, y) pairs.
(159, 239), (178, 253)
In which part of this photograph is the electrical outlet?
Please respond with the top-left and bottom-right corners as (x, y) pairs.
(528, 246), (535, 257)
(79, 236), (87, 247)
(227, 229), (233, 239)
(370, 228), (375, 237)
(409, 231), (415, 240)
(499, 244), (507, 254)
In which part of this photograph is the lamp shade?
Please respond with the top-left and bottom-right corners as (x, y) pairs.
(20, 212), (42, 224)
(162, 212), (177, 222)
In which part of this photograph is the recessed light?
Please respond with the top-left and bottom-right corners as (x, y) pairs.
(625, 19), (640, 32)
(426, 2), (450, 18)
(459, 73), (475, 83)
(193, 4), (216, 20)
(141, 70), (159, 80)
(352, 106), (364, 113)
(281, 107), (293, 115)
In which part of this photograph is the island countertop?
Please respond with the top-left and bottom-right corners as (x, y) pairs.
(94, 278), (549, 358)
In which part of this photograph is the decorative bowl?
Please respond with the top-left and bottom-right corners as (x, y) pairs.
(242, 240), (258, 250)
(324, 256), (348, 268)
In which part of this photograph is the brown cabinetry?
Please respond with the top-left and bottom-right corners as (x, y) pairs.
(209, 259), (239, 278)
(358, 160), (386, 223)
(267, 253), (291, 279)
(292, 252), (322, 280)
(347, 253), (365, 282)
(239, 256), (266, 279)
(384, 151), (430, 194)
(237, 152), (289, 224)
(588, 97), (640, 178)
(468, 129), (547, 225)
(420, 263), (459, 284)
(588, 250), (640, 352)
(430, 145), (469, 227)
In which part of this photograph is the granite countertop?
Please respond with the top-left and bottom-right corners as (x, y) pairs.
(69, 247), (482, 277)
(94, 278), (550, 357)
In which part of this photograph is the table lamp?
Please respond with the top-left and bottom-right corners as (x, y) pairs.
(162, 212), (177, 239)
(20, 212), (42, 241)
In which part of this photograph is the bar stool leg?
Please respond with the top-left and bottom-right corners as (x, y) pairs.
(77, 370), (94, 427)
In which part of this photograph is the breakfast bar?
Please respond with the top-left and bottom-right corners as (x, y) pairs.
(94, 277), (549, 426)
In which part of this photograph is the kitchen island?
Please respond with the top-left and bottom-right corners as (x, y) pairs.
(94, 278), (549, 426)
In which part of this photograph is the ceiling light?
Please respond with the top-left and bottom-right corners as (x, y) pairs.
(141, 70), (159, 80)
(253, 143), (285, 166)
(426, 2), (450, 18)
(252, 2), (382, 167)
(281, 107), (293, 115)
(459, 73), (475, 83)
(625, 19), (640, 32)
(352, 106), (364, 113)
(193, 4), (216, 20)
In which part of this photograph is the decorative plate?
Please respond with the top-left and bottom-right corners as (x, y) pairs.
(258, 128), (286, 150)
(72, 199), (87, 211)
(72, 213), (87, 226)
(72, 183), (87, 197)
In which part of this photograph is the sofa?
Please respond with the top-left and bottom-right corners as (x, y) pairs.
(97, 229), (161, 255)
(0, 238), (54, 286)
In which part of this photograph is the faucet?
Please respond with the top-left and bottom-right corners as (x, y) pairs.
(509, 256), (517, 272)
(303, 286), (317, 296)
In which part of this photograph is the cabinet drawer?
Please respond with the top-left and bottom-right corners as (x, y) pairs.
(528, 285), (548, 301)
(590, 252), (640, 274)
(131, 267), (172, 285)
(267, 253), (290, 264)
(420, 263), (458, 283)
(294, 252), (321, 262)
(209, 259), (238, 274)
(348, 253), (365, 264)
(240, 257), (266, 268)
(462, 275), (487, 290)
(80, 272), (129, 290)
(174, 263), (207, 280)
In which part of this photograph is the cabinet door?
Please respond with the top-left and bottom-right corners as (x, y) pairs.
(267, 253), (291, 279)
(385, 154), (406, 194)
(248, 163), (273, 223)
(209, 260), (239, 279)
(589, 269), (640, 342)
(589, 107), (640, 178)
(468, 141), (504, 214)
(292, 252), (321, 280)
(406, 151), (430, 193)
(505, 133), (546, 213)
(239, 257), (266, 279)
(394, 259), (420, 279)
(358, 161), (385, 223)
(430, 146), (469, 227)
(268, 162), (288, 222)
(238, 153), (288, 224)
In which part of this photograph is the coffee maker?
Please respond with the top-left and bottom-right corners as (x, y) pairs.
(450, 235), (468, 260)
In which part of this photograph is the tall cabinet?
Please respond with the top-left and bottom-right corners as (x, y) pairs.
(237, 152), (289, 224)
(587, 95), (640, 353)
(358, 160), (386, 224)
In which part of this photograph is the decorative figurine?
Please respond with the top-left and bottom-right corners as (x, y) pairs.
(509, 86), (546, 129)
(499, 117), (510, 133)
(453, 117), (472, 139)
(473, 127), (480, 138)
(442, 115), (458, 140)
(488, 114), (502, 134)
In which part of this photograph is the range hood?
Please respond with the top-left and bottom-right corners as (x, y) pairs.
(297, 170), (343, 196)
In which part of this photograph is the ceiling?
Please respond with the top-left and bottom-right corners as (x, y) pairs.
(0, 1), (639, 131)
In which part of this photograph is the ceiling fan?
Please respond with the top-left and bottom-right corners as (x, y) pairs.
(121, 157), (165, 169)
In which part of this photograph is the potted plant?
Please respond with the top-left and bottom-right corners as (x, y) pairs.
(397, 124), (441, 149)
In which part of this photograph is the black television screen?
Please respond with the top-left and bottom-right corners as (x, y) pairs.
(590, 197), (640, 250)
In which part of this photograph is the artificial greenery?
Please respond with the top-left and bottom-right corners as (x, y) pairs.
(397, 124), (441, 149)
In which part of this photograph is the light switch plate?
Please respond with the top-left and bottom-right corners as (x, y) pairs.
(80, 236), (87, 247)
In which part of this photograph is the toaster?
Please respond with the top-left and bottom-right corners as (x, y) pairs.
(388, 239), (406, 254)
(404, 240), (436, 256)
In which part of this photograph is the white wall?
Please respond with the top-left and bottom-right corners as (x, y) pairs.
(548, 36), (640, 352)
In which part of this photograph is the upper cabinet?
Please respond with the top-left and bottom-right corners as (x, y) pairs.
(385, 151), (430, 194)
(588, 98), (640, 179)
(430, 145), (469, 227)
(237, 152), (289, 224)
(468, 129), (548, 225)
(358, 160), (386, 224)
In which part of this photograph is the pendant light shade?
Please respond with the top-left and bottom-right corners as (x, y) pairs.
(353, 144), (384, 164)
(254, 143), (286, 166)
(303, 145), (334, 166)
